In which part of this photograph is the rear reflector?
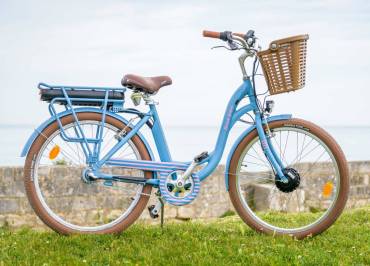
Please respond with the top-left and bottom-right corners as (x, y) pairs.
(49, 145), (60, 160)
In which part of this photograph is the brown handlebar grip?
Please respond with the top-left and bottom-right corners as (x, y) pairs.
(202, 30), (221, 39)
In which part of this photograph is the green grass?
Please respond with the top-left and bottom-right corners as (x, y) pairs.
(0, 206), (369, 266)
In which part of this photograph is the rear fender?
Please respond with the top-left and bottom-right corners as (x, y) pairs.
(20, 107), (155, 161)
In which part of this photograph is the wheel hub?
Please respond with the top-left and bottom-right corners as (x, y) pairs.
(275, 168), (301, 193)
(81, 169), (97, 184)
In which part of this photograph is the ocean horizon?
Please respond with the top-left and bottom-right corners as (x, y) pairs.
(1, 124), (369, 166)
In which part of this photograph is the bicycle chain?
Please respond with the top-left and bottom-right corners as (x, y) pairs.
(90, 180), (152, 198)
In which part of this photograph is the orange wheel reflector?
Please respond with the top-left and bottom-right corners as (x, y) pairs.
(49, 145), (60, 160)
(322, 181), (334, 198)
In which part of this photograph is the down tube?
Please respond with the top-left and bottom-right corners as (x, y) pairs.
(196, 81), (254, 181)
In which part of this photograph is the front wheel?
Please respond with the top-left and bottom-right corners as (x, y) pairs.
(228, 118), (349, 239)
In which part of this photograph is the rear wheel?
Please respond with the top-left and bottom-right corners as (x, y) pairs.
(24, 112), (153, 234)
(228, 118), (349, 239)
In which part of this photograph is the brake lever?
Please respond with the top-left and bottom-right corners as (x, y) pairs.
(211, 40), (240, 51)
(227, 40), (239, 50)
(211, 45), (236, 51)
(210, 30), (242, 51)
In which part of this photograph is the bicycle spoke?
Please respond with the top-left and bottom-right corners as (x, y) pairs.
(251, 145), (268, 162)
(285, 192), (294, 211)
(32, 120), (146, 230)
(238, 174), (274, 183)
(67, 124), (90, 160)
(245, 153), (270, 167)
(289, 137), (314, 167)
(235, 125), (341, 231)
(242, 161), (270, 169)
(74, 142), (83, 165)
(282, 130), (290, 163)
(40, 131), (82, 165)
(296, 131), (299, 165)
(295, 142), (321, 165)
(272, 136), (289, 166)
(115, 144), (132, 159)
(42, 146), (79, 165)
(295, 189), (302, 212)
(298, 134), (307, 163)
(300, 153), (332, 178)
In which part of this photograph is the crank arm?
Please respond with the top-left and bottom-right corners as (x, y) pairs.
(182, 151), (209, 182)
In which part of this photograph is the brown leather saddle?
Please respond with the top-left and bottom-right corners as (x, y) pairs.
(122, 74), (172, 94)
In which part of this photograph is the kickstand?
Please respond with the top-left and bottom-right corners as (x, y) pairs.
(159, 197), (165, 229)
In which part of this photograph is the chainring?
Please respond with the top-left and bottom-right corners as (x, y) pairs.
(159, 170), (200, 206)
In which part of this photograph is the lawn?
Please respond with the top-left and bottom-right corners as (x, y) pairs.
(0, 206), (369, 265)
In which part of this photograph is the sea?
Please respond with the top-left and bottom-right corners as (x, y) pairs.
(0, 124), (369, 166)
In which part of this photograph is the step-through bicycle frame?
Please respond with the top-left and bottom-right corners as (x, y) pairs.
(23, 79), (290, 188)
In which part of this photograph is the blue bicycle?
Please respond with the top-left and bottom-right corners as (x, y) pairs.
(22, 30), (349, 238)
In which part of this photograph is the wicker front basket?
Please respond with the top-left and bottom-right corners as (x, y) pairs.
(257, 34), (309, 95)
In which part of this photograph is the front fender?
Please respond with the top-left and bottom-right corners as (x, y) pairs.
(20, 107), (155, 161)
(224, 114), (292, 190)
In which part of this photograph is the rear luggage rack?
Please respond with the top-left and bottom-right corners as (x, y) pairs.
(38, 82), (125, 107)
(38, 82), (127, 147)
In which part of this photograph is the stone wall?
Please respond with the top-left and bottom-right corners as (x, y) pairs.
(0, 162), (369, 229)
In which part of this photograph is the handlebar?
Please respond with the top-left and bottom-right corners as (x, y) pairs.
(202, 29), (257, 51)
(202, 30), (221, 39)
(203, 30), (259, 80)
(202, 30), (246, 40)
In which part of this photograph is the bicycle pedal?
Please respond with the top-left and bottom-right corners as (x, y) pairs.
(148, 205), (159, 219)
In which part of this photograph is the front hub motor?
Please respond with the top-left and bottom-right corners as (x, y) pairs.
(159, 170), (200, 206)
(275, 167), (301, 193)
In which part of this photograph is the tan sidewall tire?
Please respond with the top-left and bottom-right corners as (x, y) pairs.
(228, 118), (349, 239)
(24, 112), (153, 234)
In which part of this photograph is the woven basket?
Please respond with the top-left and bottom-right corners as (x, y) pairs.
(257, 35), (309, 95)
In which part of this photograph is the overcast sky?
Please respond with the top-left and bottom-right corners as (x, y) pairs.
(1, 0), (369, 127)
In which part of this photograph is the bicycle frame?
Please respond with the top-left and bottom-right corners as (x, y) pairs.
(93, 78), (287, 185)
(22, 78), (289, 188)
